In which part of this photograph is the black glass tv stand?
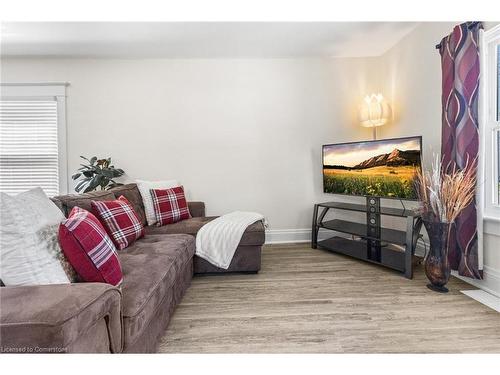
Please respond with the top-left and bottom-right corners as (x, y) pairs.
(311, 197), (423, 279)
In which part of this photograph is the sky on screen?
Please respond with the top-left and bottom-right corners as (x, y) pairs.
(323, 137), (420, 167)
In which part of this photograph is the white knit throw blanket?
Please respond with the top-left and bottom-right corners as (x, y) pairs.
(195, 211), (265, 269)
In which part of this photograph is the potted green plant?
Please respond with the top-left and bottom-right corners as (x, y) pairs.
(415, 155), (477, 293)
(72, 156), (125, 193)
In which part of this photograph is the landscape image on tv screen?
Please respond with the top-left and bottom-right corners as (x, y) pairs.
(323, 136), (422, 199)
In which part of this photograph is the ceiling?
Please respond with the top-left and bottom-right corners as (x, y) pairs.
(0, 22), (418, 58)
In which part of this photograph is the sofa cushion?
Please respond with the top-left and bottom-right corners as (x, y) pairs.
(187, 201), (205, 218)
(91, 196), (145, 250)
(144, 216), (265, 246)
(53, 190), (116, 216)
(117, 234), (195, 348)
(109, 184), (146, 226)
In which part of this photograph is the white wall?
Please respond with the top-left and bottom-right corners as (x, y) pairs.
(378, 22), (500, 296)
(378, 23), (454, 164)
(0, 56), (380, 232)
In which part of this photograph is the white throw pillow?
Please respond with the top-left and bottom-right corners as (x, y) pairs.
(8, 187), (64, 231)
(136, 179), (180, 226)
(0, 188), (70, 286)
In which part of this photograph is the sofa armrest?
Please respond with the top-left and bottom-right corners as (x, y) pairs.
(188, 201), (205, 218)
(0, 283), (122, 353)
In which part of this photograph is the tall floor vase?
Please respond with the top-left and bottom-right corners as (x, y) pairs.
(423, 220), (451, 293)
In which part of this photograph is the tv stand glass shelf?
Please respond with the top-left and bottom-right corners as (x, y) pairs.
(311, 198), (423, 278)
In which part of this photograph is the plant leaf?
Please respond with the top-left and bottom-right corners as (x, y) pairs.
(74, 156), (124, 192)
(110, 169), (123, 177)
(101, 169), (115, 178)
(85, 175), (103, 192)
(106, 182), (123, 190)
(75, 178), (91, 193)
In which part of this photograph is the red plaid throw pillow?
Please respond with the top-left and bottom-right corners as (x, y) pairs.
(91, 195), (145, 250)
(59, 206), (123, 286)
(150, 186), (191, 226)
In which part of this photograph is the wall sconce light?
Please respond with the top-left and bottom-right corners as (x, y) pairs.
(359, 93), (392, 140)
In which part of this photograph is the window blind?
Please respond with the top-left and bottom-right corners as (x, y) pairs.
(0, 100), (60, 196)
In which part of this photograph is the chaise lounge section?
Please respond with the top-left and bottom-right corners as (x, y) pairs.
(145, 217), (264, 274)
(0, 183), (265, 353)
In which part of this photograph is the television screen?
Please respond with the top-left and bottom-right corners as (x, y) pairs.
(322, 136), (422, 199)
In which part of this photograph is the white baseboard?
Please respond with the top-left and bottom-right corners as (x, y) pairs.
(461, 290), (500, 312)
(265, 229), (311, 244)
(265, 228), (333, 244)
(453, 266), (500, 298)
(415, 242), (426, 258)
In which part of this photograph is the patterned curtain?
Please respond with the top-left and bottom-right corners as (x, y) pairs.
(438, 21), (483, 279)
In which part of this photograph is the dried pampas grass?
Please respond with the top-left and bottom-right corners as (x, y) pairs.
(415, 154), (477, 223)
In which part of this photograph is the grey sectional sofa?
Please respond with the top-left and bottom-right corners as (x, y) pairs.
(0, 184), (265, 353)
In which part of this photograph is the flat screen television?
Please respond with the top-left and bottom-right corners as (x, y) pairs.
(322, 136), (422, 200)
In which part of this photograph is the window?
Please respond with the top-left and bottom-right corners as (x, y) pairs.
(496, 44), (500, 205)
(497, 44), (500, 121)
(0, 84), (68, 196)
(481, 26), (500, 219)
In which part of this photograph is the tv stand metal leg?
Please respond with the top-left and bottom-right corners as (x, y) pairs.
(404, 216), (414, 279)
(311, 204), (319, 248)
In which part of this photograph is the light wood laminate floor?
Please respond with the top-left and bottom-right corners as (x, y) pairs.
(158, 243), (500, 353)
